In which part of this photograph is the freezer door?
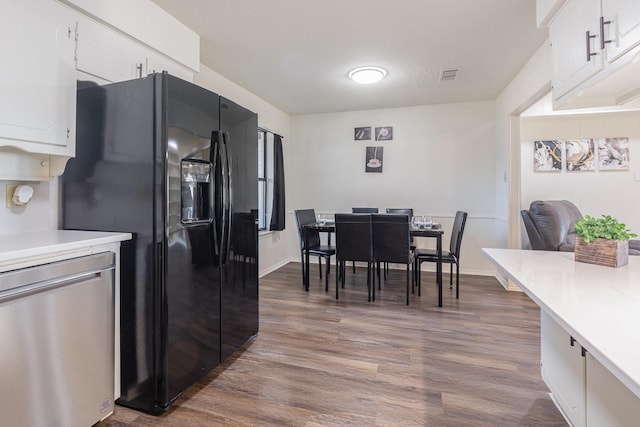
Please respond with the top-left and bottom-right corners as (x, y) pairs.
(162, 125), (221, 406)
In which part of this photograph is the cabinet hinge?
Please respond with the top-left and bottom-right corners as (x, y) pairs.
(67, 128), (70, 139)
(72, 22), (79, 62)
(581, 346), (588, 357)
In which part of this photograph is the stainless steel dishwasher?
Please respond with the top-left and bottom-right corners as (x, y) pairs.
(0, 252), (116, 427)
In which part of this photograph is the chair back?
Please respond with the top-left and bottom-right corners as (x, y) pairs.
(294, 209), (320, 249)
(352, 207), (379, 213)
(335, 214), (372, 263)
(372, 214), (411, 264)
(386, 208), (414, 243)
(521, 210), (547, 250)
(522, 200), (582, 251)
(386, 208), (413, 216)
(450, 211), (468, 258)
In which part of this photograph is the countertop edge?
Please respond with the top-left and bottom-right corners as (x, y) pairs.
(0, 230), (133, 263)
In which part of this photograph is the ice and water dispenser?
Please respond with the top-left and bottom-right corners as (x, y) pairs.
(181, 159), (212, 223)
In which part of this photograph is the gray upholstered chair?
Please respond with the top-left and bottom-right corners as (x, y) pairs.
(521, 200), (640, 254)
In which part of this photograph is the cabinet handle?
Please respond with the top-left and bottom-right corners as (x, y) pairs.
(570, 336), (576, 346)
(586, 30), (598, 61)
(600, 16), (612, 49)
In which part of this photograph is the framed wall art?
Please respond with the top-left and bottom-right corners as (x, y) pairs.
(565, 139), (595, 171)
(597, 137), (629, 170)
(365, 146), (383, 173)
(354, 127), (371, 140)
(534, 140), (562, 172)
(375, 126), (393, 141)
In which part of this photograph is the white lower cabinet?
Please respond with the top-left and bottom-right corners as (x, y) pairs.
(541, 310), (640, 427)
(586, 352), (640, 427)
(541, 310), (586, 427)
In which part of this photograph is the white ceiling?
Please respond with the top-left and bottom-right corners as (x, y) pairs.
(151, 0), (549, 115)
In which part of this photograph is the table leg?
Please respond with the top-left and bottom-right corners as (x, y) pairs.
(437, 233), (442, 307)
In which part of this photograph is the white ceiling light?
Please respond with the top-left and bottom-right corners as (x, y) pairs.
(348, 66), (387, 84)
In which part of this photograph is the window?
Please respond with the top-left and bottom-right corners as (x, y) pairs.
(257, 129), (274, 231)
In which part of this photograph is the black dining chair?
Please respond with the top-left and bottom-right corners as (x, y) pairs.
(350, 208), (378, 273)
(294, 209), (335, 291)
(372, 214), (414, 305)
(334, 214), (374, 301)
(415, 211), (467, 299)
(384, 208), (415, 276)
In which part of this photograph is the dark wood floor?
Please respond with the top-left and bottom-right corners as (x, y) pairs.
(102, 262), (568, 426)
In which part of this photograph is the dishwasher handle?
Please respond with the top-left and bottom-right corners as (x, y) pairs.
(0, 252), (115, 303)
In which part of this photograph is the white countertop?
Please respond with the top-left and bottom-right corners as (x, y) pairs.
(0, 230), (132, 264)
(482, 248), (640, 399)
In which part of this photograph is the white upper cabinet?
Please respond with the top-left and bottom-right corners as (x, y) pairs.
(600, 0), (640, 63)
(58, 0), (200, 81)
(74, 15), (195, 84)
(549, 0), (603, 101)
(75, 17), (147, 83)
(549, 0), (640, 109)
(0, 0), (76, 165)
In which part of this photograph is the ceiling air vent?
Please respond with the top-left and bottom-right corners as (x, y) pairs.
(440, 69), (459, 81)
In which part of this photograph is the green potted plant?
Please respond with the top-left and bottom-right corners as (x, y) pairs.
(574, 214), (637, 267)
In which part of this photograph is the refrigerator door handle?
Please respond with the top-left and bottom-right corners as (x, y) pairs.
(217, 131), (229, 265)
(211, 131), (221, 259)
(211, 130), (228, 265)
(223, 131), (233, 264)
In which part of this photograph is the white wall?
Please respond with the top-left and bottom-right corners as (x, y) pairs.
(289, 101), (499, 275)
(521, 112), (640, 240)
(194, 65), (294, 277)
(0, 179), (59, 234)
(494, 41), (553, 249)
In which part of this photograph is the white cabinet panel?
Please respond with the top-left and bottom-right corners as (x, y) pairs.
(549, 0), (603, 101)
(59, 0), (199, 72)
(0, 0), (75, 156)
(541, 311), (586, 427)
(75, 15), (193, 84)
(601, 0), (640, 63)
(75, 16), (146, 83)
(586, 352), (640, 427)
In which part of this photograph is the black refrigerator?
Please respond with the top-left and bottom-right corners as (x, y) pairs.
(62, 73), (259, 414)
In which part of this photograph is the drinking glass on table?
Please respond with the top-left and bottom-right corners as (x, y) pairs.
(422, 215), (433, 229)
(317, 214), (326, 225)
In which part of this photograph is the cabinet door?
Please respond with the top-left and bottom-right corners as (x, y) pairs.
(585, 352), (640, 427)
(540, 311), (586, 427)
(601, 0), (640, 63)
(75, 16), (146, 83)
(550, 0), (603, 101)
(0, 1), (75, 155)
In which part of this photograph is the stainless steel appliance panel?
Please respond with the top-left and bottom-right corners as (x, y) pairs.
(0, 252), (115, 427)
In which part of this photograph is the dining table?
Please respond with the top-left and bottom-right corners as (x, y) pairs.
(303, 221), (445, 307)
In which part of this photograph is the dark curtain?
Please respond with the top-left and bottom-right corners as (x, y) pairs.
(269, 134), (286, 231)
